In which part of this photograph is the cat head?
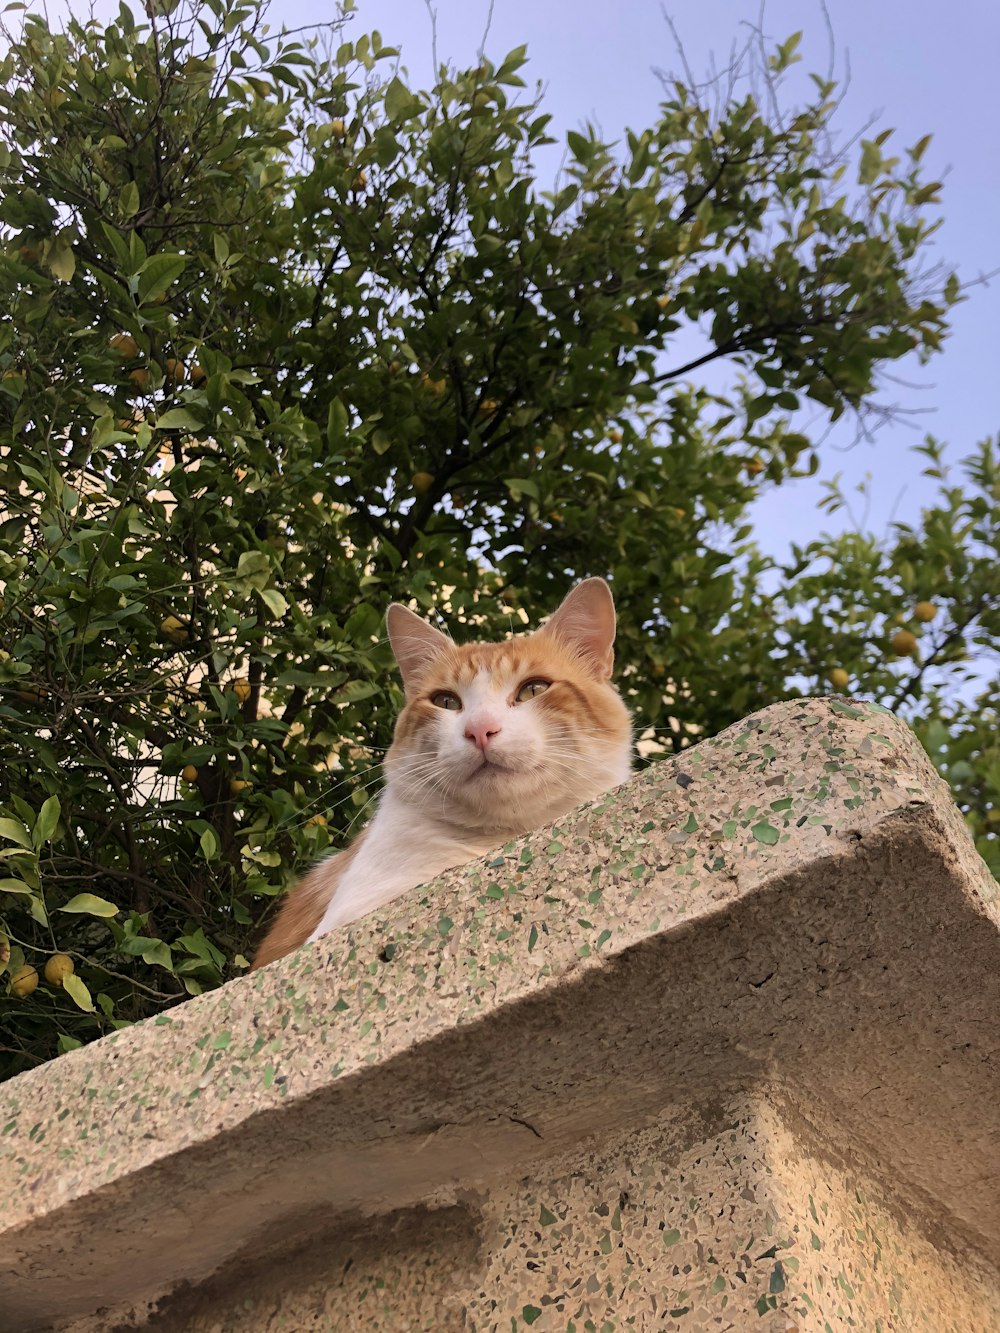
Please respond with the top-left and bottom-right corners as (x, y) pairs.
(383, 579), (633, 835)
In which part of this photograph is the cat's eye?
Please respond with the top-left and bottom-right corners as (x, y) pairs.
(430, 690), (462, 711)
(515, 679), (550, 703)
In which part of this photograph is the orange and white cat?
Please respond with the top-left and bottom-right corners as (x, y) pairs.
(252, 578), (632, 968)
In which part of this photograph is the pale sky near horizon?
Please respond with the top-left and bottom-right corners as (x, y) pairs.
(39, 0), (1000, 550)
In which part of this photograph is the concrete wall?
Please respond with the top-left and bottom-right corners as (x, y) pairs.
(2, 698), (998, 1331)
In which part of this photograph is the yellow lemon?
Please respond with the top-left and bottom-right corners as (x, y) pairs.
(159, 614), (190, 645)
(11, 964), (38, 998)
(891, 629), (918, 657)
(110, 332), (138, 358)
(44, 953), (75, 987)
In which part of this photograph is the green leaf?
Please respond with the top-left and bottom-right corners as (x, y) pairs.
(58, 893), (119, 918)
(326, 396), (349, 446)
(859, 139), (881, 185)
(0, 818), (32, 849)
(200, 828), (219, 861)
(567, 129), (590, 161)
(230, 552), (271, 597)
(237, 551), (271, 579)
(339, 680), (377, 703)
(258, 587), (288, 617)
(910, 133), (932, 162)
(0, 878), (35, 896)
(504, 477), (540, 502)
(156, 408), (203, 431)
(139, 940), (173, 970)
(746, 395), (772, 424)
(119, 180), (140, 218)
(384, 76), (412, 120)
(32, 795), (60, 849)
(63, 974), (95, 1012)
(137, 253), (186, 304)
(47, 239), (76, 282)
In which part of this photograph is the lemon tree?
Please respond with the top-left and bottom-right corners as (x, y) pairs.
(0, 0), (995, 1076)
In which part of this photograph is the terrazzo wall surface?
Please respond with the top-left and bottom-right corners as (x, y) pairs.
(61, 1095), (1000, 1333)
(2, 698), (998, 1331)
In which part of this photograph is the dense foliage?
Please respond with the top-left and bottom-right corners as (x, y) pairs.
(1, 1), (996, 1077)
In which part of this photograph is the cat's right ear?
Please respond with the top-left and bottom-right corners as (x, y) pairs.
(386, 604), (452, 694)
(540, 577), (617, 679)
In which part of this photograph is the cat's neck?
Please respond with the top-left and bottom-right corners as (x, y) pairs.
(308, 754), (630, 942)
(308, 790), (510, 938)
(377, 787), (520, 856)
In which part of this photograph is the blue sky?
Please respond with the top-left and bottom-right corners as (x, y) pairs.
(326, 0), (999, 548)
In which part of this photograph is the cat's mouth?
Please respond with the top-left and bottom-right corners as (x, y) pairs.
(469, 753), (518, 777)
(466, 752), (543, 785)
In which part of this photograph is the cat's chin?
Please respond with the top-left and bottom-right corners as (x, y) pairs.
(461, 751), (544, 789)
(449, 757), (576, 825)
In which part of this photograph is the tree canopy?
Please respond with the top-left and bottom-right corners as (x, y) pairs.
(1, 0), (996, 1077)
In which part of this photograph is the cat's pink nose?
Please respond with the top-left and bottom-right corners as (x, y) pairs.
(464, 719), (502, 751)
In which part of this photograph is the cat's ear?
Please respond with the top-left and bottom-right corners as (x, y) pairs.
(540, 578), (617, 679)
(386, 603), (452, 693)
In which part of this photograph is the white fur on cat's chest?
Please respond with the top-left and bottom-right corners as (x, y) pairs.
(307, 794), (496, 939)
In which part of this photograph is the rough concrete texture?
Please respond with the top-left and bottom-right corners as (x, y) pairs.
(1, 698), (998, 1331)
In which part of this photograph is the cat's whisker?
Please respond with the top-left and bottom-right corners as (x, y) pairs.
(282, 769), (390, 835)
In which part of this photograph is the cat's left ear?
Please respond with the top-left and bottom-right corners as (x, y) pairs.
(386, 603), (453, 693)
(540, 578), (617, 679)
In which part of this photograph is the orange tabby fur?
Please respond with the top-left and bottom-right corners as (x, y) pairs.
(250, 834), (368, 971)
(252, 579), (632, 968)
